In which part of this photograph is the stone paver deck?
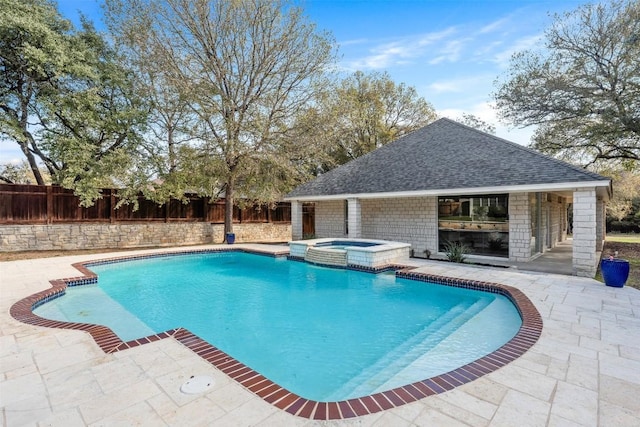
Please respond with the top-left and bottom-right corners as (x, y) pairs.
(1, 244), (639, 426)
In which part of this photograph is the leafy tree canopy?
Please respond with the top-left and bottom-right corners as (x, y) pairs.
(0, 0), (149, 205)
(603, 168), (640, 221)
(0, 0), (72, 184)
(494, 0), (640, 169)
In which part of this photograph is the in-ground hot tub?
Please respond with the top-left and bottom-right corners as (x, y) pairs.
(289, 238), (411, 269)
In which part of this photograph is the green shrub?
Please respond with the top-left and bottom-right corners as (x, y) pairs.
(444, 241), (469, 263)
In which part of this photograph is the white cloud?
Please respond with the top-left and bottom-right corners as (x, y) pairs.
(415, 27), (459, 45)
(339, 38), (369, 46)
(427, 75), (494, 94)
(473, 40), (504, 57)
(428, 38), (471, 65)
(478, 16), (510, 34)
(343, 27), (458, 70)
(428, 81), (462, 93)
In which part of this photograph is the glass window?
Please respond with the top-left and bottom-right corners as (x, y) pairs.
(438, 194), (509, 257)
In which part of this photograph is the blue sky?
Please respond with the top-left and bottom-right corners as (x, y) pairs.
(1, 0), (586, 164)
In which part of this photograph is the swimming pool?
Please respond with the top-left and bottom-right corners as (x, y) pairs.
(34, 251), (521, 399)
(13, 248), (543, 419)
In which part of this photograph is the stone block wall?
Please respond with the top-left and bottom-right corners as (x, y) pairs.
(315, 200), (346, 238)
(361, 197), (437, 254)
(347, 198), (362, 238)
(290, 201), (303, 240)
(573, 188), (597, 277)
(346, 245), (411, 268)
(314, 197), (438, 253)
(596, 197), (605, 251)
(547, 194), (564, 249)
(216, 223), (291, 244)
(0, 223), (290, 252)
(560, 197), (569, 241)
(508, 193), (531, 262)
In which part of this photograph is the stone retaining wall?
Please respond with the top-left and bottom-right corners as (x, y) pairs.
(0, 223), (291, 252)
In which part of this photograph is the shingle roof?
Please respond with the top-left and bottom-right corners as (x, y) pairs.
(286, 118), (609, 199)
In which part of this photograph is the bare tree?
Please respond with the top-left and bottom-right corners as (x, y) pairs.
(456, 113), (496, 134)
(105, 0), (336, 240)
(109, 12), (199, 203)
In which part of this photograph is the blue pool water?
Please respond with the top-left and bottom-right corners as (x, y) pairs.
(315, 240), (379, 248)
(34, 252), (522, 401)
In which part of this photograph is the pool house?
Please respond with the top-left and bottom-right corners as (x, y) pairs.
(285, 118), (612, 277)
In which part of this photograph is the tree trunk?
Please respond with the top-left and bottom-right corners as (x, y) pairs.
(224, 175), (235, 242)
(19, 141), (45, 185)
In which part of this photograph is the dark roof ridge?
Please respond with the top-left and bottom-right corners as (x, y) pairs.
(437, 117), (607, 182)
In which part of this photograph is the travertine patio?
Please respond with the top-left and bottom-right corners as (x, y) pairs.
(1, 244), (639, 426)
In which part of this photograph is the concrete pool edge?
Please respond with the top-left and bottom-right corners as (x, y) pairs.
(9, 247), (543, 420)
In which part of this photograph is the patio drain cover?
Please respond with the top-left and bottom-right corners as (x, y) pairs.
(180, 375), (214, 394)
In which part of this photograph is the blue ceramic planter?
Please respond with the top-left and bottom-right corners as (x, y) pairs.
(226, 232), (235, 244)
(600, 258), (630, 288)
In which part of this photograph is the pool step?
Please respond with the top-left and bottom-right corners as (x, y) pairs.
(305, 247), (348, 267)
(327, 297), (493, 400)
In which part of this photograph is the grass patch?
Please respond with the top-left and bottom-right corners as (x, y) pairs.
(605, 234), (640, 244)
(596, 235), (640, 290)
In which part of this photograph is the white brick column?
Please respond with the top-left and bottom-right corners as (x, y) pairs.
(425, 196), (438, 254)
(508, 193), (532, 262)
(291, 200), (303, 241)
(561, 198), (568, 241)
(573, 188), (597, 277)
(347, 198), (362, 238)
(596, 197), (605, 251)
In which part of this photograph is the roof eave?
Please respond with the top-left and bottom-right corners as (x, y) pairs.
(284, 180), (612, 202)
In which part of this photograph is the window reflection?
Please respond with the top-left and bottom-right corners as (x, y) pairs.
(438, 194), (509, 257)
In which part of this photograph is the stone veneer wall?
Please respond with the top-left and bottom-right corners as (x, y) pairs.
(291, 201), (303, 240)
(360, 197), (438, 254)
(0, 223), (291, 252)
(347, 198), (362, 238)
(573, 188), (598, 277)
(315, 200), (347, 238)
(596, 197), (605, 251)
(547, 194), (564, 249)
(508, 193), (532, 262)
(558, 196), (569, 243)
(217, 223), (291, 244)
(346, 246), (411, 268)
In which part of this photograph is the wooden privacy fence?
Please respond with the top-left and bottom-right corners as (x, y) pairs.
(0, 184), (291, 225)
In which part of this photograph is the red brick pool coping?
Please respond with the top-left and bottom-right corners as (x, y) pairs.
(10, 248), (543, 420)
